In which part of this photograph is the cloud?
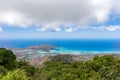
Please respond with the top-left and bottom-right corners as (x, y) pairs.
(37, 22), (61, 32)
(106, 26), (120, 31)
(92, 25), (120, 31)
(0, 0), (120, 31)
(0, 27), (3, 32)
(0, 10), (35, 28)
(65, 27), (77, 32)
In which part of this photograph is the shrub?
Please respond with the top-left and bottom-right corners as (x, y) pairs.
(1, 69), (28, 80)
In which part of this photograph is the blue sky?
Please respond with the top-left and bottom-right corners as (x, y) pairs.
(0, 0), (120, 39)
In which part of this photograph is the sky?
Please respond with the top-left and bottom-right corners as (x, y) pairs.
(0, 0), (120, 39)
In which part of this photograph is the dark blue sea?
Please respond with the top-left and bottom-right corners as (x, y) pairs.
(0, 39), (120, 54)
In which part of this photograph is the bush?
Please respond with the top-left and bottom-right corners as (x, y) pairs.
(1, 69), (28, 80)
(0, 66), (8, 76)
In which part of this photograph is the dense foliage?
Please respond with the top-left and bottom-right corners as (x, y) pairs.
(34, 55), (120, 80)
(1, 69), (28, 80)
(0, 48), (16, 70)
(0, 48), (35, 80)
(1, 48), (120, 80)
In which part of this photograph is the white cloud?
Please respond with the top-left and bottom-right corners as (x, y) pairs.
(92, 25), (120, 31)
(106, 26), (120, 31)
(37, 22), (61, 32)
(0, 10), (35, 28)
(0, 27), (3, 32)
(0, 0), (120, 31)
(65, 27), (77, 32)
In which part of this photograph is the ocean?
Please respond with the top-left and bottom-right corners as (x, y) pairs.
(0, 39), (120, 54)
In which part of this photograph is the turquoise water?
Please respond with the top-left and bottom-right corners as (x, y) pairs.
(0, 39), (120, 54)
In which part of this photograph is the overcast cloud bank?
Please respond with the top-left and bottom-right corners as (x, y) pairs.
(0, 0), (120, 32)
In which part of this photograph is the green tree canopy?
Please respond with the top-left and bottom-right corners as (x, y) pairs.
(0, 48), (16, 70)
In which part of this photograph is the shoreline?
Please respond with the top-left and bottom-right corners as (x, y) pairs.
(6, 44), (120, 66)
(12, 48), (120, 60)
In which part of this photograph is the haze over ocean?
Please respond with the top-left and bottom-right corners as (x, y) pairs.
(0, 39), (120, 54)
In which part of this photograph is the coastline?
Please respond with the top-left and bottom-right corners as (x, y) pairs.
(8, 44), (120, 66)
(11, 47), (120, 61)
(11, 50), (120, 66)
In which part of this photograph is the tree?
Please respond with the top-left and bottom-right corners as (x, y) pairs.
(0, 48), (16, 70)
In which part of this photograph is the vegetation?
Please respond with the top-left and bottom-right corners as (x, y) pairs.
(0, 48), (35, 80)
(1, 48), (120, 80)
(33, 55), (120, 80)
(0, 48), (16, 70)
(1, 69), (28, 80)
